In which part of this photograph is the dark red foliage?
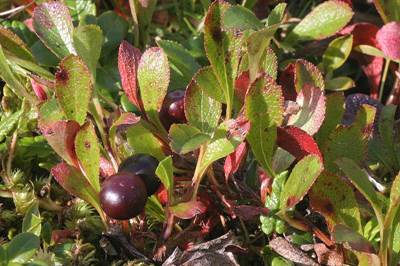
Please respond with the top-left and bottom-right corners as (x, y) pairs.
(235, 71), (250, 103)
(278, 63), (297, 101)
(224, 142), (248, 180)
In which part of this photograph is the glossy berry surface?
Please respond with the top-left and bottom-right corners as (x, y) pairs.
(160, 90), (186, 129)
(119, 154), (160, 195)
(100, 173), (147, 220)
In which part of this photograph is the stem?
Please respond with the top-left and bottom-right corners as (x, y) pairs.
(129, 0), (140, 47)
(386, 64), (400, 105)
(379, 59), (391, 102)
(191, 145), (207, 200)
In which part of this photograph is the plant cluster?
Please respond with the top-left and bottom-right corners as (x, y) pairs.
(0, 0), (399, 265)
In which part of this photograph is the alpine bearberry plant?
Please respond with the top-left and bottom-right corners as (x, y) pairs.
(0, 0), (399, 265)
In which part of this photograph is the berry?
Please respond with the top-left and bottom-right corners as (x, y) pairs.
(100, 173), (147, 220)
(160, 90), (186, 129)
(119, 154), (160, 195)
(342, 93), (382, 126)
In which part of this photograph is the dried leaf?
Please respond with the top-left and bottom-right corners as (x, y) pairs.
(269, 237), (318, 266)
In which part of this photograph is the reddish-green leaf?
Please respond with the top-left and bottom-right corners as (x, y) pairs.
(55, 55), (92, 125)
(155, 156), (174, 202)
(309, 171), (362, 233)
(74, 122), (100, 192)
(137, 47), (170, 129)
(333, 224), (376, 253)
(376, 22), (400, 60)
(280, 154), (323, 210)
(170, 201), (206, 219)
(224, 142), (248, 179)
(0, 26), (34, 62)
(295, 59), (325, 92)
(184, 76), (222, 135)
(287, 85), (326, 135)
(287, 0), (353, 42)
(118, 41), (142, 109)
(33, 1), (76, 58)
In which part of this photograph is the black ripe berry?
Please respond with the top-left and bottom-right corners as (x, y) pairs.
(160, 90), (186, 129)
(100, 173), (147, 220)
(119, 154), (160, 195)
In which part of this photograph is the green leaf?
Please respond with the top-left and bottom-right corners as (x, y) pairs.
(169, 124), (210, 154)
(195, 66), (225, 103)
(22, 203), (41, 237)
(261, 47), (278, 80)
(316, 92), (344, 146)
(245, 76), (283, 172)
(374, 0), (400, 23)
(73, 24), (104, 79)
(74, 122), (100, 192)
(322, 105), (376, 173)
(325, 76), (355, 91)
(247, 24), (280, 81)
(126, 121), (165, 161)
(156, 40), (200, 89)
(266, 3), (287, 26)
(280, 155), (323, 210)
(199, 137), (235, 172)
(335, 158), (384, 221)
(97, 11), (128, 57)
(294, 59), (325, 92)
(222, 5), (263, 31)
(33, 1), (76, 58)
(0, 110), (22, 142)
(323, 34), (353, 72)
(55, 55), (93, 125)
(0, 26), (34, 62)
(64, 0), (96, 22)
(155, 156), (174, 201)
(137, 47), (170, 131)
(184, 75), (222, 135)
(309, 171), (362, 233)
(379, 105), (399, 169)
(265, 171), (288, 211)
(7, 233), (40, 264)
(286, 0), (353, 42)
(204, 1), (234, 109)
(354, 44), (386, 58)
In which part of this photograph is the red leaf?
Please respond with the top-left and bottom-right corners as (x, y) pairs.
(277, 126), (323, 161)
(170, 201), (207, 219)
(377, 22), (400, 60)
(235, 71), (250, 103)
(224, 142), (248, 180)
(259, 169), (272, 205)
(278, 63), (297, 101)
(118, 41), (143, 110)
(30, 79), (47, 101)
(340, 23), (383, 99)
(39, 120), (80, 167)
(232, 205), (269, 220)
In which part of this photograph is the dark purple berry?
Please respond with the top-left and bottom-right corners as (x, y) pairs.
(342, 93), (383, 126)
(100, 173), (147, 220)
(119, 154), (160, 195)
(160, 90), (186, 129)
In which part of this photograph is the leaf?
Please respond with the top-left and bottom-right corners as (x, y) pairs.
(224, 142), (248, 179)
(261, 47), (278, 80)
(22, 203), (41, 237)
(294, 59), (325, 92)
(74, 122), (100, 192)
(155, 156), (174, 201)
(204, 1), (233, 107)
(287, 0), (353, 42)
(137, 47), (170, 129)
(376, 22), (400, 60)
(245, 76), (284, 171)
(373, 0), (400, 23)
(266, 3), (287, 26)
(184, 76), (222, 135)
(316, 92), (345, 146)
(222, 5), (263, 31)
(325, 76), (355, 91)
(39, 120), (80, 167)
(97, 11), (128, 57)
(309, 171), (362, 233)
(64, 0), (96, 22)
(335, 158), (383, 220)
(126, 121), (165, 161)
(0, 110), (22, 142)
(379, 105), (398, 168)
(247, 24), (280, 81)
(51, 162), (101, 212)
(287, 85), (326, 135)
(55, 55), (93, 125)
(6, 232), (40, 264)
(33, 1), (76, 58)
(156, 40), (200, 89)
(354, 44), (385, 58)
(323, 34), (353, 72)
(277, 126), (322, 161)
(118, 41), (142, 109)
(322, 105), (376, 173)
(170, 201), (206, 219)
(0, 26), (34, 62)
(73, 24), (104, 79)
(333, 224), (375, 253)
(194, 66), (225, 103)
(169, 124), (210, 154)
(280, 154), (323, 210)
